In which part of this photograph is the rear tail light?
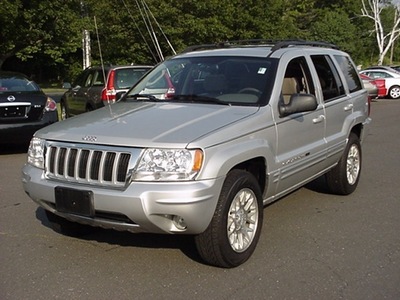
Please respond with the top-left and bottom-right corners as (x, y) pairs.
(101, 70), (116, 104)
(44, 97), (57, 112)
(373, 79), (387, 97)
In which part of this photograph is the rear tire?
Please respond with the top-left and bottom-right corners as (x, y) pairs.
(45, 210), (97, 237)
(325, 133), (361, 195)
(389, 85), (400, 99)
(195, 170), (263, 268)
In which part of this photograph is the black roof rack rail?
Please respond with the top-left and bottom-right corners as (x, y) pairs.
(270, 40), (339, 52)
(182, 39), (281, 53)
(181, 39), (339, 54)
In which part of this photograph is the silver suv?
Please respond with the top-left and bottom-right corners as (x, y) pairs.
(22, 40), (371, 268)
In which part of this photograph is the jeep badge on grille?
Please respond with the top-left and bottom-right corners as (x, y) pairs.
(82, 135), (97, 142)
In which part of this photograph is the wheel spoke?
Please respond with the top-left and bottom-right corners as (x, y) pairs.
(227, 188), (259, 252)
(346, 144), (360, 185)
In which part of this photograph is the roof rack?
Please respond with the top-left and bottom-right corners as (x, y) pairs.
(270, 40), (339, 51)
(182, 39), (278, 53)
(181, 39), (339, 53)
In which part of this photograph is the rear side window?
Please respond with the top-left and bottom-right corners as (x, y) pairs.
(311, 55), (345, 102)
(334, 55), (362, 93)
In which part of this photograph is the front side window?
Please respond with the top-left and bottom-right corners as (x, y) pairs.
(311, 55), (345, 102)
(125, 56), (276, 106)
(281, 56), (315, 104)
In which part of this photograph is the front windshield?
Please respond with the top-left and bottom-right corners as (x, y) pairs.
(126, 56), (274, 105)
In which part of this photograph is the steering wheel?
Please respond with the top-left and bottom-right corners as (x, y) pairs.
(238, 87), (262, 96)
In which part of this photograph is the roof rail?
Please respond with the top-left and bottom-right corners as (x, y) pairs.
(270, 40), (339, 51)
(182, 39), (280, 53)
(182, 39), (339, 54)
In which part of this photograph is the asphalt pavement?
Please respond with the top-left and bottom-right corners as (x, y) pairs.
(0, 99), (399, 300)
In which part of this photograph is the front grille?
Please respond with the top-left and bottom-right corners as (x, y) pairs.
(45, 143), (137, 188)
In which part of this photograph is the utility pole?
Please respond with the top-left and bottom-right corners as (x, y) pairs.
(82, 29), (91, 69)
(81, 1), (91, 69)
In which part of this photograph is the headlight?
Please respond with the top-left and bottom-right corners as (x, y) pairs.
(27, 137), (45, 169)
(133, 148), (203, 181)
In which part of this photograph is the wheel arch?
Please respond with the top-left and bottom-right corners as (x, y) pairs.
(200, 139), (272, 196)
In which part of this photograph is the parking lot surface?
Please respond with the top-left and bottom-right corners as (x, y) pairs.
(1, 100), (399, 300)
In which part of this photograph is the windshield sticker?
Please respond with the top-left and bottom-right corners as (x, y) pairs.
(257, 67), (267, 74)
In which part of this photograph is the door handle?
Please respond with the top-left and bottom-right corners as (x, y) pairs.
(312, 115), (325, 124)
(344, 104), (354, 111)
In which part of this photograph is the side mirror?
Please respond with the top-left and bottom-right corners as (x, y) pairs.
(62, 82), (71, 89)
(279, 94), (318, 117)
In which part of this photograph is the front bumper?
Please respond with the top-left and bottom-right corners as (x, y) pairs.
(22, 163), (224, 234)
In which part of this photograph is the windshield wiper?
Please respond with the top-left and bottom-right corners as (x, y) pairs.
(170, 94), (230, 105)
(124, 94), (159, 102)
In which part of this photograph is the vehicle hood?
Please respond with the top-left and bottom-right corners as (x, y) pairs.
(37, 101), (260, 148)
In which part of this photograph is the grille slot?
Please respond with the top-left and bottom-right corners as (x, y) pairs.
(46, 144), (133, 188)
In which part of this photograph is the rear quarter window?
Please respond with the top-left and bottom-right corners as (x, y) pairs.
(334, 55), (362, 93)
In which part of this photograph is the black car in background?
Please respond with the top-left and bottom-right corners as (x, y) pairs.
(60, 65), (152, 119)
(0, 71), (58, 145)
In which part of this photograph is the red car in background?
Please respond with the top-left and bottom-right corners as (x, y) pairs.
(360, 73), (386, 99)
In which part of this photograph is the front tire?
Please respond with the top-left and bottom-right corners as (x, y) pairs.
(326, 133), (362, 195)
(195, 170), (263, 268)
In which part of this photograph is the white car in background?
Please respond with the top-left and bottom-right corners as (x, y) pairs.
(360, 68), (400, 99)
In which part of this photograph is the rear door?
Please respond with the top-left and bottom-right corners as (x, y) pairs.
(68, 69), (94, 116)
(309, 54), (358, 166)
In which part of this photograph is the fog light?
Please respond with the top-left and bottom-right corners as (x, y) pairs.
(172, 215), (187, 230)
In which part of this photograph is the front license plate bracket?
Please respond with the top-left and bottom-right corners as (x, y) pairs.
(55, 186), (94, 217)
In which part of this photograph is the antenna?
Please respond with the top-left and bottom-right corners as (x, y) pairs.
(94, 16), (109, 105)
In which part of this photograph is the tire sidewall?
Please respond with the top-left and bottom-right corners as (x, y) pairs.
(216, 170), (263, 267)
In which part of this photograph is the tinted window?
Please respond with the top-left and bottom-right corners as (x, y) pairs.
(115, 68), (150, 89)
(311, 55), (345, 102)
(0, 76), (40, 92)
(334, 55), (362, 93)
(72, 70), (89, 87)
(92, 70), (106, 86)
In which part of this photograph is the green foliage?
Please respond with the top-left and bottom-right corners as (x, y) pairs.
(0, 0), (397, 83)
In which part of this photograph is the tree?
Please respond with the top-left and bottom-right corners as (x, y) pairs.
(309, 8), (358, 54)
(0, 0), (85, 69)
(361, 0), (400, 65)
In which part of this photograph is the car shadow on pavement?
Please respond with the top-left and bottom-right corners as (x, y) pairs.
(304, 175), (330, 194)
(35, 207), (203, 264)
